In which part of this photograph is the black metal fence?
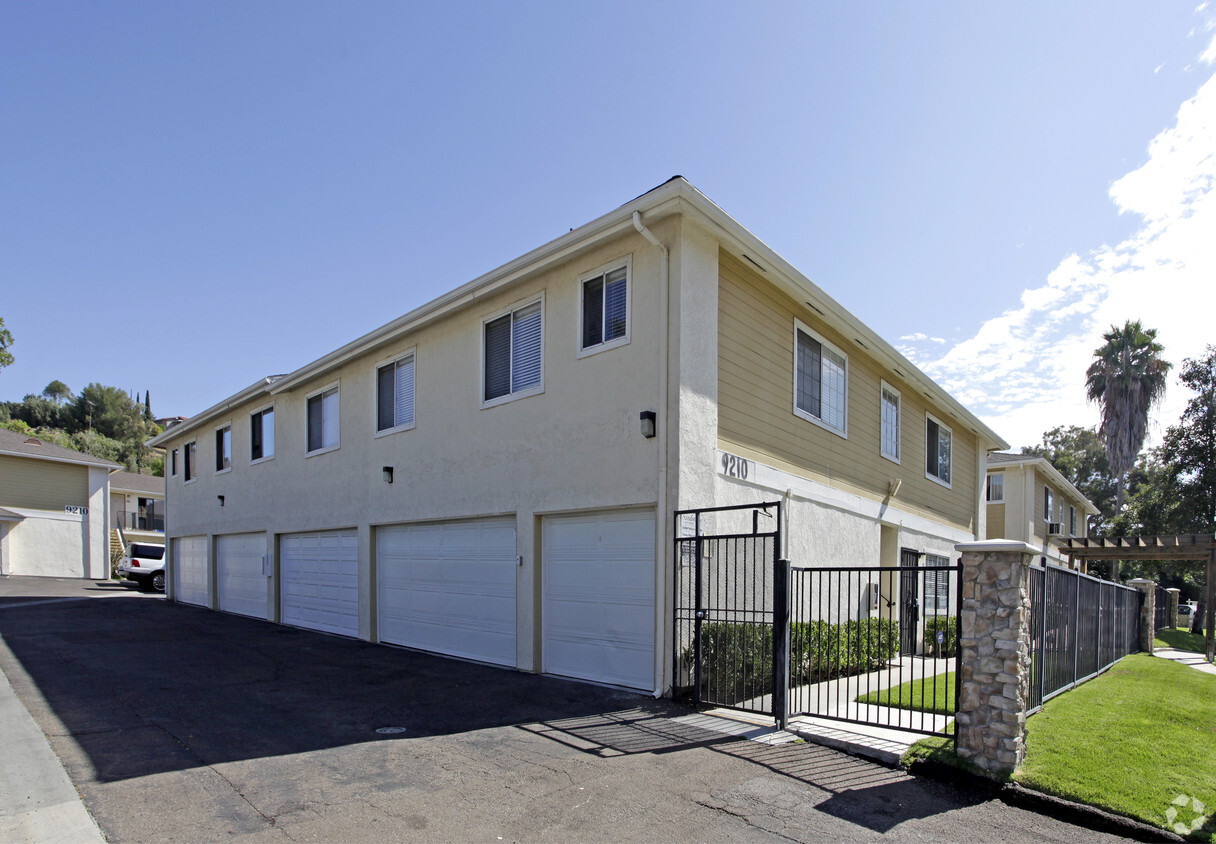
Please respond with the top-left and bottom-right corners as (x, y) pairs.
(672, 502), (781, 715)
(784, 563), (961, 738)
(1155, 585), (1171, 632)
(1029, 562), (1141, 710)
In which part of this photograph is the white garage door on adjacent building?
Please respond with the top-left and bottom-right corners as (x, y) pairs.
(280, 530), (358, 637)
(174, 535), (209, 607)
(542, 509), (655, 691)
(377, 517), (517, 667)
(216, 532), (268, 620)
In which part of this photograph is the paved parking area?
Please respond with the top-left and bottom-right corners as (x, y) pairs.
(0, 576), (1131, 842)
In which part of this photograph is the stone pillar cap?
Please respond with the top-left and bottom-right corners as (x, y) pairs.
(1166, 587), (1182, 593)
(1128, 578), (1156, 586)
(955, 539), (1041, 555)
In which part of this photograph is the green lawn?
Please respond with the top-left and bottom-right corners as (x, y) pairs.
(1015, 654), (1216, 841)
(1156, 627), (1209, 653)
(856, 671), (955, 715)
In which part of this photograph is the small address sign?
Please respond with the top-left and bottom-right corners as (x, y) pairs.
(64, 505), (89, 516)
(719, 452), (752, 480)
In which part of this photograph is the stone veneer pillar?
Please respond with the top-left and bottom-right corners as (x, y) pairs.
(1129, 579), (1157, 654)
(1166, 588), (1181, 630)
(954, 540), (1040, 777)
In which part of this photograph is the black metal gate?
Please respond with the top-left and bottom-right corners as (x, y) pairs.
(674, 502), (960, 738)
(672, 501), (782, 716)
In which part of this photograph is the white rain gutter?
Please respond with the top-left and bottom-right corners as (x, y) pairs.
(633, 210), (669, 698)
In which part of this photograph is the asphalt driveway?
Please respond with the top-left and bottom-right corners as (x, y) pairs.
(0, 576), (1131, 842)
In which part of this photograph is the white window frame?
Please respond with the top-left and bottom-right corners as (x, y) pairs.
(305, 381), (341, 457)
(577, 256), (632, 358)
(480, 292), (545, 409)
(1044, 486), (1053, 522)
(792, 318), (848, 438)
(373, 348), (418, 438)
(924, 412), (952, 488)
(986, 472), (1004, 502)
(250, 404), (275, 465)
(879, 380), (901, 463)
(183, 440), (197, 484)
(214, 423), (232, 475)
(170, 448), (179, 477)
(924, 553), (952, 613)
(1069, 505), (1077, 536)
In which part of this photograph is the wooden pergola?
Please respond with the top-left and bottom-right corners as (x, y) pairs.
(1062, 534), (1215, 663)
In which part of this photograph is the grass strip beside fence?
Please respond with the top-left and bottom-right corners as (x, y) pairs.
(855, 670), (955, 715)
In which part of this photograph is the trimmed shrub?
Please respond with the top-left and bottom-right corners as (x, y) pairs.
(923, 615), (957, 657)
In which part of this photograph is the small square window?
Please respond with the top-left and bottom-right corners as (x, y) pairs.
(986, 473), (1004, 502)
(306, 386), (340, 454)
(580, 264), (629, 353)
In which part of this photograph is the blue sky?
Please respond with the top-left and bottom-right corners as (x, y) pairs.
(2, 2), (1213, 449)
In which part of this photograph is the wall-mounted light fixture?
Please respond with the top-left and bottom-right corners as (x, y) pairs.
(640, 410), (657, 439)
(382, 466), (394, 484)
(217, 495), (225, 507)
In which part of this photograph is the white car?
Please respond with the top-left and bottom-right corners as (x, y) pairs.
(118, 542), (166, 592)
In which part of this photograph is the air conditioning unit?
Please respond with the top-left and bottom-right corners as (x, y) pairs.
(1047, 522), (1064, 536)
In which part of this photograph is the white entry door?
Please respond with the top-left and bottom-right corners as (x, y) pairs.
(173, 535), (209, 607)
(543, 509), (655, 691)
(279, 530), (358, 637)
(216, 532), (268, 620)
(377, 518), (517, 667)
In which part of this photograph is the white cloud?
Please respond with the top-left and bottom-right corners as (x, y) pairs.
(907, 70), (1216, 450)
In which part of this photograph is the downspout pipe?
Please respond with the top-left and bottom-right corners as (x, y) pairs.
(633, 211), (670, 698)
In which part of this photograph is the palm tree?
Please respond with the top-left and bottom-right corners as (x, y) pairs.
(1085, 319), (1171, 534)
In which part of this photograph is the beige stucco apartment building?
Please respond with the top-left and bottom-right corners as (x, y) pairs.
(149, 177), (1008, 695)
(984, 452), (1099, 566)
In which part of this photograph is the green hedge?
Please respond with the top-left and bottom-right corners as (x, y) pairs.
(923, 615), (957, 657)
(687, 618), (900, 705)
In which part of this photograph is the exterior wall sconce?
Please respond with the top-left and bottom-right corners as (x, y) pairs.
(640, 410), (657, 439)
(382, 466), (394, 484)
(217, 495), (225, 507)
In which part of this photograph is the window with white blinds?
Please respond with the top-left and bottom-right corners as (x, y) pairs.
(581, 263), (629, 352)
(880, 382), (901, 462)
(377, 354), (416, 433)
(926, 413), (952, 486)
(794, 320), (847, 436)
(483, 297), (543, 404)
(306, 386), (340, 454)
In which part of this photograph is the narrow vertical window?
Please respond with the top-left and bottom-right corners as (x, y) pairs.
(581, 264), (629, 351)
(794, 321), (847, 436)
(986, 473), (1004, 502)
(215, 426), (231, 472)
(170, 448), (179, 477)
(880, 383), (900, 462)
(925, 414), (952, 486)
(251, 407), (274, 461)
(306, 387), (339, 453)
(1044, 486), (1053, 522)
(184, 441), (196, 482)
(1069, 506), (1077, 536)
(377, 354), (416, 432)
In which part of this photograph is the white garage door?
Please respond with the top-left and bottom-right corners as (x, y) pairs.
(217, 532), (267, 620)
(543, 510), (655, 691)
(174, 535), (209, 607)
(377, 518), (516, 667)
(280, 530), (358, 637)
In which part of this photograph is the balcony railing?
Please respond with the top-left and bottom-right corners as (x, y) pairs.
(115, 513), (164, 532)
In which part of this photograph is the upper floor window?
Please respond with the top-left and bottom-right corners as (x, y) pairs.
(170, 448), (179, 477)
(1043, 486), (1054, 522)
(1069, 506), (1078, 536)
(184, 441), (196, 482)
(986, 472), (1004, 502)
(377, 353), (416, 434)
(483, 296), (543, 405)
(214, 425), (231, 473)
(306, 385), (340, 454)
(251, 406), (274, 462)
(580, 262), (629, 354)
(794, 320), (847, 436)
(880, 382), (900, 462)
(925, 413), (952, 487)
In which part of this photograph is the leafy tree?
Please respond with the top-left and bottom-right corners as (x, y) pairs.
(1022, 425), (1117, 532)
(1159, 347), (1216, 532)
(0, 317), (13, 371)
(7, 394), (73, 429)
(71, 383), (143, 440)
(42, 380), (73, 405)
(1085, 321), (1171, 522)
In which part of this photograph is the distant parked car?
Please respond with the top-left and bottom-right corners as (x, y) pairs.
(118, 542), (166, 592)
(1178, 603), (1196, 623)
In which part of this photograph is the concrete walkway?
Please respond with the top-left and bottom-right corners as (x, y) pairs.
(1154, 646), (1216, 675)
(0, 658), (105, 843)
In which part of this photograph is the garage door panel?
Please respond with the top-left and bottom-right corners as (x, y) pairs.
(281, 530), (358, 638)
(543, 510), (655, 691)
(174, 535), (209, 607)
(377, 518), (516, 667)
(217, 533), (267, 620)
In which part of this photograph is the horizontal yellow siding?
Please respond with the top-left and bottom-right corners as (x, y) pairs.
(717, 250), (977, 531)
(0, 455), (89, 510)
(987, 504), (1006, 540)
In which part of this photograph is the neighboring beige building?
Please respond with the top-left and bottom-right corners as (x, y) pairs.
(0, 428), (119, 579)
(149, 177), (1008, 694)
(984, 452), (1099, 566)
